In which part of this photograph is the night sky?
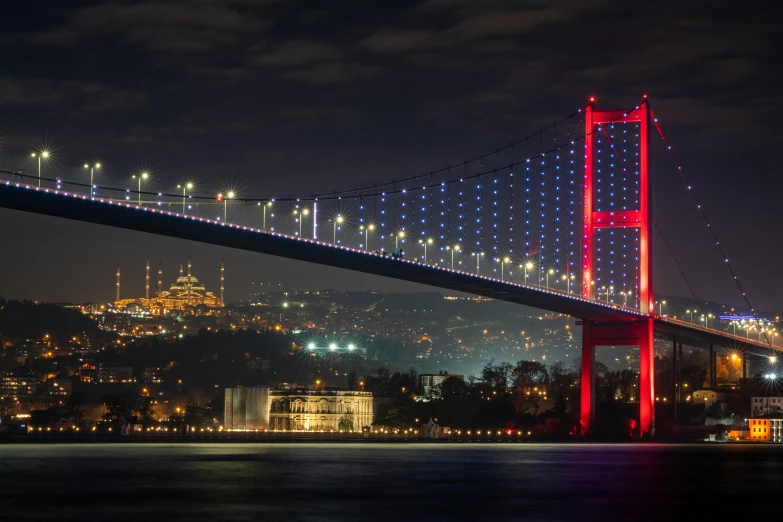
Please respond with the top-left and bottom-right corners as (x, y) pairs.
(0, 1), (780, 312)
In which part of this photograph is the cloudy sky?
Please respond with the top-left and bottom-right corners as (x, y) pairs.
(0, 0), (781, 311)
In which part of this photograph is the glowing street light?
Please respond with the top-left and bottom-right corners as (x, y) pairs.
(177, 182), (194, 214)
(522, 261), (534, 286)
(347, 343), (356, 351)
(333, 215), (344, 243)
(419, 237), (434, 263)
(84, 162), (101, 196)
(31, 151), (50, 188)
(446, 244), (461, 269)
(307, 343), (316, 350)
(360, 223), (376, 251)
(498, 256), (511, 281)
(395, 230), (405, 250)
(600, 285), (613, 303)
(686, 309), (694, 324)
(329, 343), (337, 351)
(218, 191), (235, 221)
(472, 251), (484, 274)
(770, 356), (778, 364)
(300, 207), (310, 238)
(546, 268), (555, 290)
(657, 300), (667, 316)
(132, 172), (149, 205)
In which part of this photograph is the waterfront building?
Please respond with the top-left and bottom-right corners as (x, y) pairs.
(419, 371), (464, 400)
(751, 396), (783, 416)
(748, 415), (783, 442)
(224, 386), (374, 432)
(0, 372), (37, 402)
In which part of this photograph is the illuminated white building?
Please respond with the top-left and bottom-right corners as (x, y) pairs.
(225, 386), (374, 432)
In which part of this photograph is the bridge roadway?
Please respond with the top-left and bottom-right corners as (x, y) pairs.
(0, 179), (777, 355)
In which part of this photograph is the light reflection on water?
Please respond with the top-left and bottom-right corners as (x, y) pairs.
(1, 443), (781, 521)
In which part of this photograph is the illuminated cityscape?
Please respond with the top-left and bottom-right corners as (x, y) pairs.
(0, 1), (781, 519)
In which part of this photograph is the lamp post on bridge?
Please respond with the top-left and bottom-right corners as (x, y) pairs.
(395, 230), (405, 250)
(177, 183), (193, 214)
(497, 256), (511, 281)
(300, 208), (310, 237)
(419, 237), (433, 263)
(522, 261), (534, 286)
(472, 252), (484, 274)
(333, 215), (344, 243)
(259, 201), (272, 230)
(31, 151), (50, 188)
(84, 162), (101, 196)
(686, 309), (694, 323)
(132, 172), (149, 205)
(599, 285), (613, 303)
(446, 244), (461, 269)
(218, 192), (234, 221)
(360, 224), (375, 251)
(545, 268), (554, 290)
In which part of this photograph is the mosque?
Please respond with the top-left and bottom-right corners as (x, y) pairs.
(113, 257), (225, 314)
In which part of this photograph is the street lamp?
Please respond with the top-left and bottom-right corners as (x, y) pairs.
(686, 309), (694, 323)
(259, 201), (272, 230)
(658, 300), (667, 316)
(498, 256), (511, 281)
(523, 261), (534, 286)
(84, 163), (101, 196)
(177, 182), (194, 214)
(420, 237), (434, 263)
(770, 356), (778, 364)
(395, 230), (405, 250)
(334, 215), (344, 243)
(358, 223), (375, 250)
(546, 268), (554, 290)
(446, 244), (461, 269)
(218, 192), (234, 221)
(31, 151), (50, 188)
(600, 285), (613, 302)
(472, 252), (484, 274)
(300, 208), (310, 237)
(132, 172), (149, 205)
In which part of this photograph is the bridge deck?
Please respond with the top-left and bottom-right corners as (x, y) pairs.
(0, 179), (777, 353)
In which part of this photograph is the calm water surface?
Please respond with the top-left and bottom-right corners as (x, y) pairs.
(1, 443), (780, 521)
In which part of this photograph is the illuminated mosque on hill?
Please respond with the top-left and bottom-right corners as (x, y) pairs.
(114, 257), (225, 314)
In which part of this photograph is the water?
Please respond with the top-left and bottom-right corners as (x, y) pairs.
(1, 443), (780, 521)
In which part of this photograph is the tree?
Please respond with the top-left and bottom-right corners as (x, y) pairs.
(338, 417), (354, 432)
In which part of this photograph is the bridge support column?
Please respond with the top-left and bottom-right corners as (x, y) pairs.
(580, 318), (655, 438)
(580, 321), (595, 435)
(638, 318), (655, 437)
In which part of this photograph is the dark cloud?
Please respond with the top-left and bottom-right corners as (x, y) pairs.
(30, 0), (270, 52)
(0, 76), (146, 113)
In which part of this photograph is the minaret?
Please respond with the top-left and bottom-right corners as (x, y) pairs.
(145, 260), (150, 300)
(187, 256), (192, 299)
(220, 259), (225, 305)
(179, 264), (184, 277)
(115, 263), (121, 302)
(157, 261), (162, 298)
(187, 255), (192, 278)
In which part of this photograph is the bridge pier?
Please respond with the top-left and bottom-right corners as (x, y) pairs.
(580, 318), (655, 437)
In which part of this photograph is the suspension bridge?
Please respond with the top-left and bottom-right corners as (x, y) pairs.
(0, 96), (778, 437)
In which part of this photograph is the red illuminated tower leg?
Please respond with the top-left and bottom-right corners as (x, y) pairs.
(638, 317), (655, 436)
(580, 322), (595, 434)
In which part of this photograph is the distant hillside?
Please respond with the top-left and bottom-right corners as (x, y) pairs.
(0, 298), (101, 341)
